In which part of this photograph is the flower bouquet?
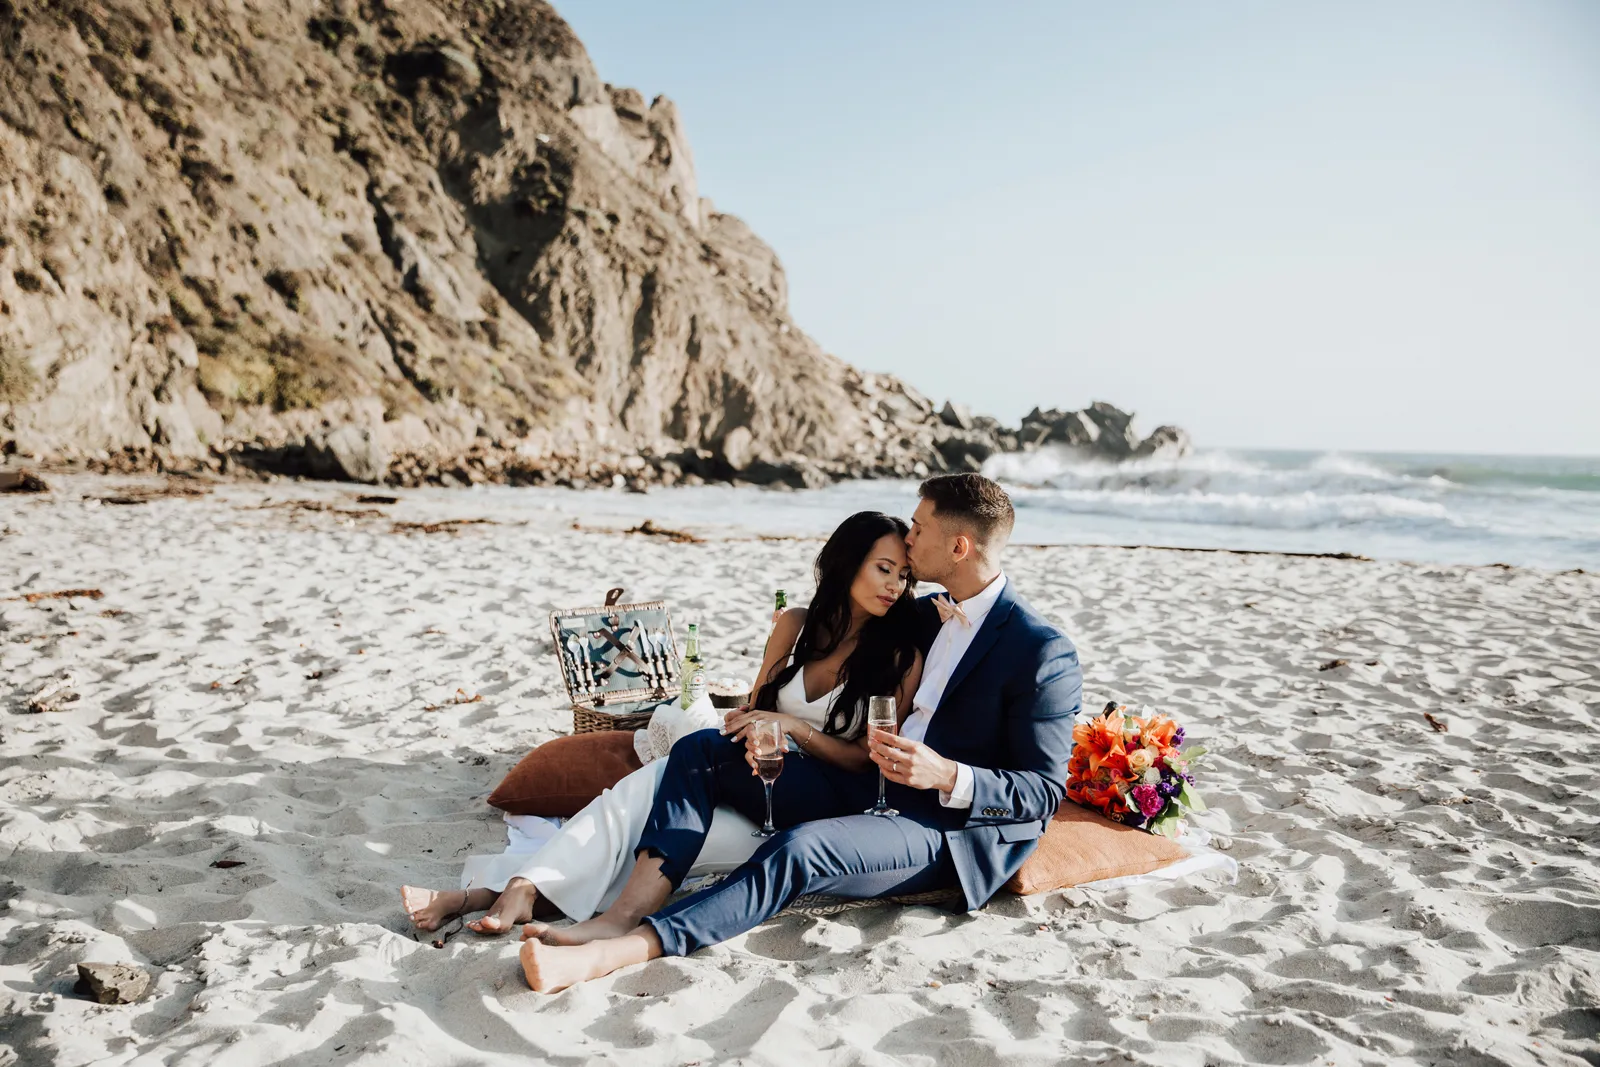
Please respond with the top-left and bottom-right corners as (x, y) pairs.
(1066, 702), (1207, 837)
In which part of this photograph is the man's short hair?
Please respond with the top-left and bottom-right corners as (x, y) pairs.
(918, 473), (1015, 549)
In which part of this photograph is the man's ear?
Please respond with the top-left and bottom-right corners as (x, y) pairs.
(951, 533), (972, 563)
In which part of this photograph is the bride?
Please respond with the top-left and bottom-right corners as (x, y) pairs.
(401, 510), (926, 935)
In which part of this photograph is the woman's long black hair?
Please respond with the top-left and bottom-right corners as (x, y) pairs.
(752, 511), (920, 739)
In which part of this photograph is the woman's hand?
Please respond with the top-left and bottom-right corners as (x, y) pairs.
(721, 705), (768, 740)
(868, 728), (959, 793)
(722, 707), (796, 775)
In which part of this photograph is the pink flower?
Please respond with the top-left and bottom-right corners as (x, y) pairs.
(1132, 783), (1165, 818)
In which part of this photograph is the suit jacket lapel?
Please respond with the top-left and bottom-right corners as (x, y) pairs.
(935, 583), (1016, 716)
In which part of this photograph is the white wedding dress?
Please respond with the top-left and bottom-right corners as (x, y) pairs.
(460, 667), (843, 921)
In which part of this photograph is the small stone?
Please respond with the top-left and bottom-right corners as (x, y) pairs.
(75, 962), (151, 1004)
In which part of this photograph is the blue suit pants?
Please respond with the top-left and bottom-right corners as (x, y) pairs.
(636, 729), (957, 956)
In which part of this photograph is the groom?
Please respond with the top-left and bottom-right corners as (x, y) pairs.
(518, 473), (1082, 992)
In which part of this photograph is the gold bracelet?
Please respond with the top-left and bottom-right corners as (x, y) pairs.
(803, 724), (816, 748)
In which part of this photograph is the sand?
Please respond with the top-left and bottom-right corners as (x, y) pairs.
(2, 474), (1598, 1067)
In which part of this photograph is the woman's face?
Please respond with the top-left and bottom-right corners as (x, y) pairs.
(850, 532), (912, 617)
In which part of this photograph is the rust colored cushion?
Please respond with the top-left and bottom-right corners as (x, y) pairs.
(487, 730), (643, 817)
(1007, 798), (1189, 895)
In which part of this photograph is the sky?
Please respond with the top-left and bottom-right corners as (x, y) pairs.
(555, 1), (1600, 456)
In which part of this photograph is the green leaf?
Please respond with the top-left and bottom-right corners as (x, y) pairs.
(1182, 746), (1208, 760)
(1178, 782), (1208, 813)
(1147, 811), (1181, 838)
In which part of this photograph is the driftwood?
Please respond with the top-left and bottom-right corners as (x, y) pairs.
(424, 688), (484, 711)
(263, 499), (386, 519)
(392, 518), (496, 534)
(624, 519), (703, 544)
(26, 672), (79, 713)
(10, 589), (104, 603)
(0, 470), (48, 493)
(96, 482), (210, 505)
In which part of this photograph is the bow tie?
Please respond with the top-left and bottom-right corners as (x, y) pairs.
(934, 594), (970, 627)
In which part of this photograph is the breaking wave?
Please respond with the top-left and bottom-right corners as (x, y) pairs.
(974, 447), (1600, 567)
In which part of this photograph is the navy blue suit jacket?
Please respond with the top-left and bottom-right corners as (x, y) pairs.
(913, 582), (1082, 910)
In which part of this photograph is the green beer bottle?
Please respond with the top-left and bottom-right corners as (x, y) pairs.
(680, 623), (706, 708)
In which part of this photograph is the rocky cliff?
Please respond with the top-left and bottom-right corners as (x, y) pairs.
(0, 0), (1186, 486)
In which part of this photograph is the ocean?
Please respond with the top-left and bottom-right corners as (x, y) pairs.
(481, 449), (1600, 571)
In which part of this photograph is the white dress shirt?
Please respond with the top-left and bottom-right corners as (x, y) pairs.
(902, 573), (1007, 808)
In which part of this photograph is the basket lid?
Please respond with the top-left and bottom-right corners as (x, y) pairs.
(549, 597), (680, 706)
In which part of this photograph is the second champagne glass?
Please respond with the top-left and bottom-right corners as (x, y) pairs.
(750, 719), (785, 837)
(865, 696), (899, 817)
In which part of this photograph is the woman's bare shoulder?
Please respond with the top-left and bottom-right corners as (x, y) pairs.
(769, 607), (807, 648)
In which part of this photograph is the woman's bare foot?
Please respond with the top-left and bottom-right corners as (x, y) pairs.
(467, 880), (538, 935)
(401, 886), (467, 932)
(520, 913), (637, 947)
(520, 928), (659, 992)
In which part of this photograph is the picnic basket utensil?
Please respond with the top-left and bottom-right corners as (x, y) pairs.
(551, 587), (680, 734)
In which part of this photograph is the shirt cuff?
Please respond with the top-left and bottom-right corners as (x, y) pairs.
(939, 762), (976, 808)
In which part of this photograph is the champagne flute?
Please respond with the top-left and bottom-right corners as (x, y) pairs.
(750, 719), (785, 838)
(865, 696), (899, 817)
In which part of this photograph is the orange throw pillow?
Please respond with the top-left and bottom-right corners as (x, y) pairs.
(487, 731), (644, 817)
(1007, 798), (1189, 895)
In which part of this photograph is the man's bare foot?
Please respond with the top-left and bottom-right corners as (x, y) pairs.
(401, 886), (467, 932)
(468, 880), (538, 935)
(521, 934), (655, 992)
(520, 938), (602, 992)
(520, 914), (637, 947)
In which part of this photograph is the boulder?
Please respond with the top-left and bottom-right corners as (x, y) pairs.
(320, 426), (390, 485)
(742, 457), (831, 489)
(1056, 411), (1101, 447)
(1083, 402), (1140, 457)
(75, 962), (150, 1005)
(719, 427), (755, 472)
(1132, 425), (1192, 460)
(939, 401), (973, 431)
(1017, 403), (1149, 459)
(934, 427), (996, 472)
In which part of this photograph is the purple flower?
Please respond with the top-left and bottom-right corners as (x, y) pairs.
(1132, 783), (1166, 818)
(1174, 726), (1186, 747)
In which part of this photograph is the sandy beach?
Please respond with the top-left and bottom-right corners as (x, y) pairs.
(2, 473), (1598, 1067)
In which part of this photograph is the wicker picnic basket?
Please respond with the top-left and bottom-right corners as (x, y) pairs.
(551, 587), (681, 734)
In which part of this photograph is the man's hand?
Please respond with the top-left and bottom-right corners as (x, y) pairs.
(868, 727), (958, 793)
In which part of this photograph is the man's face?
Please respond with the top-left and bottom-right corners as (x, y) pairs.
(905, 499), (954, 584)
